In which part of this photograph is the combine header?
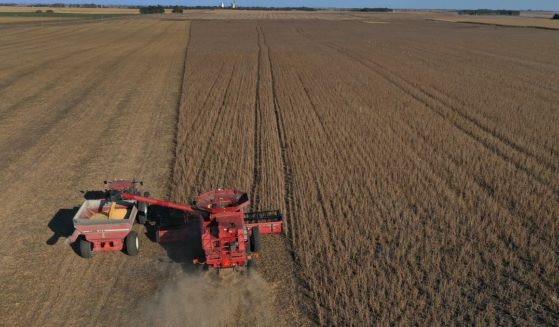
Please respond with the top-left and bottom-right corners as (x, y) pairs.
(67, 180), (283, 272)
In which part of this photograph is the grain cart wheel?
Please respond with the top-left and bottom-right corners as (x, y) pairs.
(125, 231), (139, 256)
(137, 202), (148, 225)
(79, 237), (92, 259)
(250, 227), (261, 253)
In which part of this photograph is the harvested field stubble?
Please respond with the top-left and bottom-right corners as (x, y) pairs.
(174, 18), (559, 325)
(0, 11), (558, 327)
(0, 17), (191, 326)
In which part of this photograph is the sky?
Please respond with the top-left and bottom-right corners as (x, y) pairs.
(19, 1), (559, 10)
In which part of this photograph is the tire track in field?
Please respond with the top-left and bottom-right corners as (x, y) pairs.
(175, 62), (225, 154)
(409, 43), (559, 98)
(0, 22), (96, 52)
(0, 14), (133, 32)
(424, 81), (558, 172)
(401, 43), (559, 156)
(0, 22), (149, 94)
(0, 24), (174, 174)
(296, 26), (558, 188)
(0, 20), (130, 55)
(314, 40), (558, 244)
(0, 22), (106, 68)
(168, 23), (192, 197)
(288, 30), (558, 310)
(190, 62), (239, 194)
(258, 23), (312, 326)
(0, 21), (171, 177)
(250, 25), (264, 209)
(80, 25), (187, 323)
(260, 29), (294, 241)
(0, 46), (95, 91)
(0, 24), (153, 117)
(24, 90), (140, 326)
(395, 112), (557, 252)
(367, 44), (559, 178)
(63, 24), (186, 321)
(450, 43), (559, 74)
(324, 42), (558, 193)
(17, 22), (185, 326)
(0, 23), (92, 50)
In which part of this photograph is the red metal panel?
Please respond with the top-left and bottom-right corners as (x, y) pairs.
(91, 239), (124, 251)
(70, 204), (137, 254)
(246, 221), (283, 235)
(121, 193), (196, 214)
(157, 227), (189, 243)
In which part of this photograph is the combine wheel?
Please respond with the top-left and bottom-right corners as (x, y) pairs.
(79, 237), (92, 258)
(250, 227), (261, 253)
(125, 231), (139, 256)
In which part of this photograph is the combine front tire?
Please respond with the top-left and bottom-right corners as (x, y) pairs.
(125, 231), (139, 256)
(79, 238), (92, 258)
(250, 227), (261, 253)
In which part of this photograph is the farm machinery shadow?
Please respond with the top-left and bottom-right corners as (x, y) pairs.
(145, 205), (205, 273)
(46, 190), (112, 254)
(46, 190), (107, 243)
(47, 207), (78, 245)
(46, 206), (83, 256)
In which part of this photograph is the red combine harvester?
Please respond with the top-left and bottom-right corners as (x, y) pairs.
(121, 188), (283, 270)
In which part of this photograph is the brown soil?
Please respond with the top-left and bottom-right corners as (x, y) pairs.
(429, 14), (559, 30)
(0, 17), (190, 326)
(1, 11), (558, 326)
(0, 5), (139, 14)
(174, 17), (558, 325)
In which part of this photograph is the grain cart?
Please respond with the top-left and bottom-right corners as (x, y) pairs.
(121, 188), (283, 271)
(66, 199), (139, 258)
(66, 179), (148, 258)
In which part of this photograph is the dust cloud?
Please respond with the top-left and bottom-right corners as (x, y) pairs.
(137, 269), (278, 327)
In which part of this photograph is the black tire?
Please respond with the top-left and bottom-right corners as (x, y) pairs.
(125, 231), (139, 256)
(79, 238), (92, 258)
(250, 227), (261, 253)
(137, 214), (147, 225)
(137, 202), (148, 224)
(247, 259), (256, 276)
(155, 227), (161, 243)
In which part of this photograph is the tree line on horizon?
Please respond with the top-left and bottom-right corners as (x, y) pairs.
(458, 9), (520, 16)
(0, 2), (393, 12)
